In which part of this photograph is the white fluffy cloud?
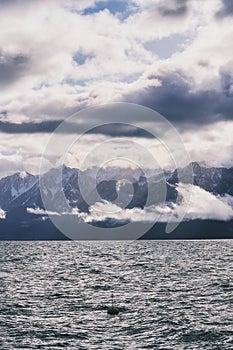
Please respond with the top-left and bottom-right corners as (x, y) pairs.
(26, 183), (233, 223)
(0, 118), (232, 178)
(108, 184), (232, 222)
(0, 0), (232, 175)
(180, 121), (233, 168)
(1, 0), (229, 121)
(175, 183), (233, 221)
(64, 184), (233, 223)
(0, 207), (6, 219)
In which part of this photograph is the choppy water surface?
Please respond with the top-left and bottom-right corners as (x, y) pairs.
(0, 240), (232, 349)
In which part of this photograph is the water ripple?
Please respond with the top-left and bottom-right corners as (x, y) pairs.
(0, 240), (232, 349)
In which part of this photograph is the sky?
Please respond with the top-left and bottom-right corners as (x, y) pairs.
(0, 0), (233, 176)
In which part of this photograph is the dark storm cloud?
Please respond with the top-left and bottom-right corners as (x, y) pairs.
(0, 0), (13, 4)
(1, 72), (232, 135)
(125, 73), (233, 125)
(2, 69), (233, 134)
(216, 0), (233, 17)
(158, 0), (189, 17)
(0, 119), (154, 138)
(86, 124), (154, 138)
(0, 0), (35, 6)
(0, 120), (61, 133)
(221, 72), (233, 98)
(0, 51), (30, 86)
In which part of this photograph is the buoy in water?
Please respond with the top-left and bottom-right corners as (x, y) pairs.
(107, 307), (119, 315)
(107, 293), (119, 315)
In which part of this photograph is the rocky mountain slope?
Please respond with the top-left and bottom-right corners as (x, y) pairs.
(0, 162), (232, 215)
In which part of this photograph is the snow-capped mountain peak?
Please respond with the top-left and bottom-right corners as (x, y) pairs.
(0, 163), (232, 213)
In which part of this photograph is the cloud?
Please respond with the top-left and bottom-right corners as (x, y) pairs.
(0, 132), (50, 176)
(181, 121), (233, 168)
(0, 207), (6, 219)
(0, 120), (61, 133)
(26, 207), (60, 216)
(0, 0), (232, 177)
(0, 50), (30, 87)
(122, 2), (233, 125)
(176, 183), (233, 221)
(158, 0), (189, 17)
(0, 120), (155, 138)
(216, 0), (233, 17)
(0, 118), (232, 179)
(0, 0), (228, 127)
(125, 72), (233, 124)
(80, 184), (233, 223)
(0, 0), (197, 123)
(86, 123), (155, 138)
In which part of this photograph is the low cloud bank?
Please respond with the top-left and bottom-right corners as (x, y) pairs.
(82, 184), (233, 223)
(27, 184), (233, 224)
(0, 208), (6, 219)
(175, 184), (233, 221)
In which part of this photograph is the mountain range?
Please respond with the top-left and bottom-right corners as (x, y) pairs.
(0, 162), (232, 240)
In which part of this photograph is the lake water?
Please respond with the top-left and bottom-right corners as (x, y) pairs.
(0, 240), (232, 349)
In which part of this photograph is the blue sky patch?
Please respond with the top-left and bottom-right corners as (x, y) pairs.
(83, 0), (138, 20)
(144, 34), (189, 59)
(0, 150), (16, 156)
(73, 52), (94, 65)
(63, 78), (86, 87)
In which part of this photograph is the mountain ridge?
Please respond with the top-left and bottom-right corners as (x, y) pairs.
(0, 161), (232, 240)
(0, 162), (233, 213)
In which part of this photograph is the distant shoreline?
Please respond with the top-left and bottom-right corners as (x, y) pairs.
(0, 217), (232, 241)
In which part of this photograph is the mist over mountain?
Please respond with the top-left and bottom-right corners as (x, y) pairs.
(0, 162), (232, 211)
(0, 162), (232, 240)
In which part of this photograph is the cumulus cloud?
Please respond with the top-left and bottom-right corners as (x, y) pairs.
(216, 0), (233, 17)
(0, 0), (232, 176)
(0, 120), (61, 133)
(27, 207), (60, 216)
(0, 117), (232, 178)
(0, 50), (30, 87)
(181, 121), (233, 168)
(0, 0), (230, 124)
(157, 0), (189, 17)
(0, 132), (50, 176)
(0, 207), (6, 219)
(176, 184), (233, 221)
(125, 73), (227, 124)
(78, 184), (233, 223)
(0, 0), (208, 122)
(26, 180), (233, 223)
